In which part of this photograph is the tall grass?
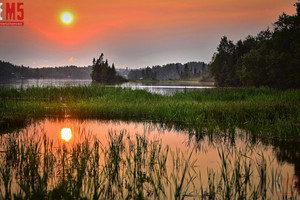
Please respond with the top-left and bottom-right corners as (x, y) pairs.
(0, 128), (298, 199)
(0, 86), (299, 138)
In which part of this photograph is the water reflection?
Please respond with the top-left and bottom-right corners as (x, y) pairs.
(0, 78), (92, 88)
(61, 128), (72, 142)
(119, 82), (214, 95)
(0, 118), (299, 199)
(0, 79), (214, 95)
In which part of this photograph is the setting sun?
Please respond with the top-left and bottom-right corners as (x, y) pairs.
(61, 128), (72, 141)
(61, 12), (73, 24)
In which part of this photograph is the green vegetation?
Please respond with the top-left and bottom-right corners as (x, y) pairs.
(0, 128), (296, 199)
(0, 85), (299, 139)
(91, 53), (127, 84)
(210, 1), (300, 89)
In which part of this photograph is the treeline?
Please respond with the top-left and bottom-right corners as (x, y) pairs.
(0, 60), (92, 81)
(128, 62), (209, 81)
(91, 53), (127, 84)
(211, 1), (300, 89)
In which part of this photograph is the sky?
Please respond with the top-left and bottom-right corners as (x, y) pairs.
(0, 0), (297, 68)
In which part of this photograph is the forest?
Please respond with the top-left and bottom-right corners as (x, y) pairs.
(127, 62), (209, 81)
(0, 59), (211, 82)
(0, 60), (92, 81)
(210, 2), (300, 89)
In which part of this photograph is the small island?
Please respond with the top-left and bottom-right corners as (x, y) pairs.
(91, 53), (127, 84)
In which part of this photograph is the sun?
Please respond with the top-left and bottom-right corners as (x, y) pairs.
(61, 12), (73, 24)
(61, 128), (72, 142)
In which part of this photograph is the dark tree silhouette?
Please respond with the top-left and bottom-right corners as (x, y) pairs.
(0, 60), (93, 80)
(127, 62), (209, 81)
(90, 53), (127, 84)
(210, 1), (300, 89)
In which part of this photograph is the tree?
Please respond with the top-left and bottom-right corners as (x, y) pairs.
(210, 36), (241, 86)
(91, 54), (127, 84)
(181, 64), (193, 79)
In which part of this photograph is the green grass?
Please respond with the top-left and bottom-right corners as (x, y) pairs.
(0, 86), (299, 139)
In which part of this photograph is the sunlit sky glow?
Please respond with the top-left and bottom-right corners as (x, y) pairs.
(0, 0), (296, 68)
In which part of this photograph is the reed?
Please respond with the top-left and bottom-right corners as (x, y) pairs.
(0, 128), (298, 199)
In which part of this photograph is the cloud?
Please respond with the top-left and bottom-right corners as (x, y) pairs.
(32, 61), (36, 65)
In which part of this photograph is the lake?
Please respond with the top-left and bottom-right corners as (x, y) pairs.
(1, 118), (299, 199)
(0, 79), (215, 95)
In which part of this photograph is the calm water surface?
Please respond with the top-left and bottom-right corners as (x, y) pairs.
(0, 79), (214, 95)
(1, 118), (299, 198)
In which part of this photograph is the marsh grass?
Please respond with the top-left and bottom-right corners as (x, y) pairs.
(0, 86), (299, 139)
(0, 128), (298, 199)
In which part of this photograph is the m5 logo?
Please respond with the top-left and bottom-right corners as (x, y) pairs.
(0, 3), (3, 21)
(0, 2), (24, 26)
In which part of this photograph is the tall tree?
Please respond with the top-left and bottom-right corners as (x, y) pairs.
(210, 36), (240, 86)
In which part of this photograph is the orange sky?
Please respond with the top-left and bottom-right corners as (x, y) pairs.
(0, 0), (296, 68)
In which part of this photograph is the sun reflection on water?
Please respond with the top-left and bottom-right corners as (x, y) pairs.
(61, 128), (72, 142)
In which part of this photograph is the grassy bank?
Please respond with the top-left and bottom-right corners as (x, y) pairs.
(0, 86), (299, 138)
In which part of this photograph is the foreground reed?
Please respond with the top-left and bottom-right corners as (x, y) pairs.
(0, 128), (298, 199)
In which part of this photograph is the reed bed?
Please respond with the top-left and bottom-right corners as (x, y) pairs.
(0, 128), (298, 199)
